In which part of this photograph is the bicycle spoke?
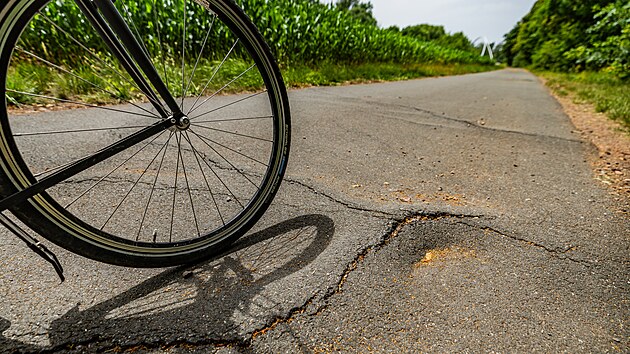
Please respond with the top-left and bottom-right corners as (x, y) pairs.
(6, 90), (158, 118)
(119, 0), (152, 59)
(189, 129), (260, 188)
(5, 94), (23, 108)
(194, 115), (273, 124)
(14, 47), (159, 118)
(179, 135), (201, 236)
(0, 117), (175, 212)
(189, 90), (267, 121)
(100, 133), (172, 231)
(154, 0), (170, 93)
(14, 125), (152, 137)
(169, 133), (183, 242)
(183, 131), (224, 226)
(180, 0), (187, 109)
(86, 0), (177, 115)
(30, 139), (161, 179)
(188, 39), (240, 114)
(190, 123), (272, 143)
(66, 131), (167, 209)
(33, 152), (95, 179)
(184, 133), (244, 208)
(187, 64), (255, 115)
(186, 132), (268, 166)
(36, 12), (165, 110)
(119, 0), (169, 107)
(137, 132), (175, 241)
(0, 0), (289, 261)
(182, 15), (216, 100)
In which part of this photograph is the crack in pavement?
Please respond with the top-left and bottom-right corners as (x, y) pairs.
(34, 168), (499, 353)
(15, 169), (589, 354)
(312, 93), (583, 143)
(245, 212), (605, 347)
(26, 170), (598, 353)
(41, 212), (482, 353)
(283, 177), (399, 218)
(459, 221), (597, 267)
(7, 71), (625, 354)
(407, 106), (583, 143)
(39, 209), (595, 353)
(225, 213), (488, 349)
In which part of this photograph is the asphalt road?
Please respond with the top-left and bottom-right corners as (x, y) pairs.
(1, 69), (628, 353)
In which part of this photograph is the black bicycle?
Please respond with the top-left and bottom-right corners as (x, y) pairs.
(0, 0), (291, 280)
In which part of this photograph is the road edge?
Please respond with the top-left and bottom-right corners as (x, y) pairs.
(537, 75), (629, 214)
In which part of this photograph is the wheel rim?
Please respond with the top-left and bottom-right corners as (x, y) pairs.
(0, 0), (289, 255)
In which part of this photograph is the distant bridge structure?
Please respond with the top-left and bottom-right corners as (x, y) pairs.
(472, 37), (494, 60)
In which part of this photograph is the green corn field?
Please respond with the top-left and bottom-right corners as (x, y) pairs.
(8, 0), (492, 105)
(20, 0), (489, 65)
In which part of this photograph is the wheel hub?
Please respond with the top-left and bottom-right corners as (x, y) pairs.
(169, 114), (191, 131)
(176, 116), (191, 130)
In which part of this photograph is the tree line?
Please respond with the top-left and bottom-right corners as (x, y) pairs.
(502, 0), (629, 78)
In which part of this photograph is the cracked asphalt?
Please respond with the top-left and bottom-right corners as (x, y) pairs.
(1, 69), (628, 353)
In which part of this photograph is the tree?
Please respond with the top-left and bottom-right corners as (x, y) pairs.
(401, 24), (446, 41)
(437, 32), (474, 52)
(401, 24), (474, 52)
(501, 0), (626, 76)
(335, 0), (378, 26)
(386, 25), (401, 33)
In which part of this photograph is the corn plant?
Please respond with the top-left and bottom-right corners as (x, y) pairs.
(19, 0), (490, 66)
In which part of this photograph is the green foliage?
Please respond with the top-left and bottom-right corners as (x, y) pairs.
(282, 62), (496, 87)
(402, 24), (446, 41)
(565, 1), (630, 78)
(240, 0), (488, 65)
(335, 0), (378, 26)
(6, 58), (265, 105)
(5, 64), (49, 104)
(18, 0), (489, 67)
(437, 32), (475, 52)
(7, 58), (495, 106)
(503, 0), (629, 78)
(401, 24), (475, 52)
(21, 0), (239, 64)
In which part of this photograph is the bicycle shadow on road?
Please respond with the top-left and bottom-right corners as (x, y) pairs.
(1, 214), (335, 352)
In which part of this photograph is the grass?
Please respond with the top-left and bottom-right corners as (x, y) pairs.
(539, 71), (630, 130)
(6, 58), (265, 107)
(6, 60), (497, 108)
(282, 62), (498, 87)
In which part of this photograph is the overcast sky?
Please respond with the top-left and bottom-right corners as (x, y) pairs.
(323, 0), (537, 44)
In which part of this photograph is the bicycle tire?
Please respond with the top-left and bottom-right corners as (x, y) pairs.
(0, 0), (290, 267)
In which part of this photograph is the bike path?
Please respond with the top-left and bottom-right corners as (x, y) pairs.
(0, 69), (628, 353)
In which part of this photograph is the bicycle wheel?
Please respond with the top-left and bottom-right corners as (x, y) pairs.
(0, 0), (290, 266)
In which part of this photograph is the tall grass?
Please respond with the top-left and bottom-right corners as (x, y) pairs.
(542, 71), (630, 130)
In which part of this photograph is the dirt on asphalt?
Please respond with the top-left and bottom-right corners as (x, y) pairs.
(541, 78), (629, 213)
